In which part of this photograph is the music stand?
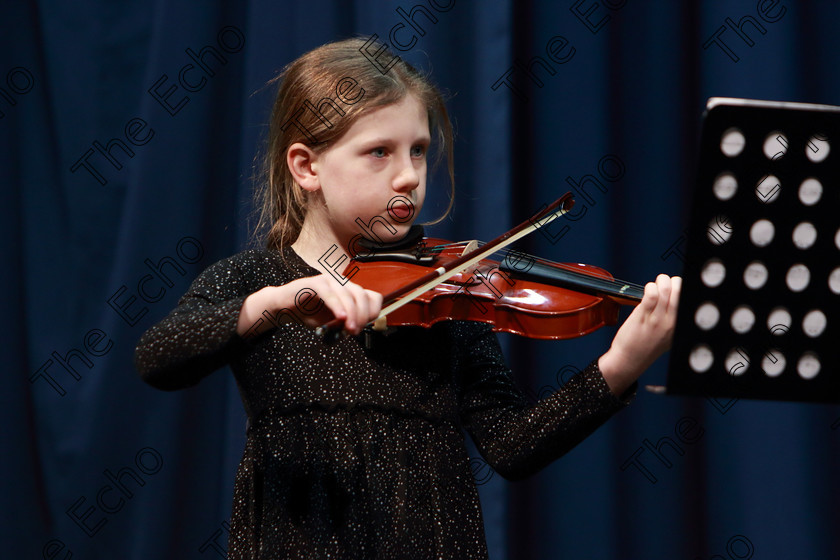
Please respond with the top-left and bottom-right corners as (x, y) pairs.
(664, 98), (840, 403)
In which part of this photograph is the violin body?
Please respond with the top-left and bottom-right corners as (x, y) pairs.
(345, 237), (627, 340)
(315, 196), (643, 343)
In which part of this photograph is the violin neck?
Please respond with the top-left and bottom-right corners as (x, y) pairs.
(500, 259), (644, 305)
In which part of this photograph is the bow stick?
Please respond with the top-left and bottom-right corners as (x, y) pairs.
(316, 192), (576, 341)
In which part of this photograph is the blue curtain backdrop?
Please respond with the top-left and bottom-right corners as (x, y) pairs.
(4, 0), (840, 558)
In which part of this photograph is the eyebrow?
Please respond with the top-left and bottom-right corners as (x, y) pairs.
(361, 136), (431, 146)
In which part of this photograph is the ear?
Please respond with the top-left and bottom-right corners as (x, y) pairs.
(287, 142), (320, 192)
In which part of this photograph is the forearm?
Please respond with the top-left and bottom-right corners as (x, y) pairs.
(468, 361), (631, 480)
(135, 296), (248, 390)
(236, 286), (286, 338)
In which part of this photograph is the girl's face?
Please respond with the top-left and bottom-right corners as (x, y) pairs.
(310, 94), (430, 246)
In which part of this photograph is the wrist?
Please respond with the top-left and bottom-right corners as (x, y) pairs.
(237, 286), (283, 337)
(598, 347), (638, 397)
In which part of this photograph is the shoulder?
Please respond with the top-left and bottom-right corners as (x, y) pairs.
(185, 247), (316, 298)
(213, 248), (287, 274)
(194, 248), (278, 280)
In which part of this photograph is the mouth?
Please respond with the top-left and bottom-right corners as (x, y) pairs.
(387, 196), (415, 222)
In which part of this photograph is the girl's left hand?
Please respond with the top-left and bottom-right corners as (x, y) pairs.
(597, 274), (682, 396)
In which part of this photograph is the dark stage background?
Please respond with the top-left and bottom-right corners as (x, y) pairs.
(4, 0), (840, 558)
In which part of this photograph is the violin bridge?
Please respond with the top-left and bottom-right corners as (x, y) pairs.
(460, 240), (481, 274)
(460, 239), (479, 256)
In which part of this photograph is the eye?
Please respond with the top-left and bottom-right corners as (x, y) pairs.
(410, 145), (426, 158)
(370, 147), (387, 158)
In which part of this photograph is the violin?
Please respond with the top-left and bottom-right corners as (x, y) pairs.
(316, 193), (644, 342)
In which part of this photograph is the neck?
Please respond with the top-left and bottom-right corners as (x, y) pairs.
(291, 219), (352, 274)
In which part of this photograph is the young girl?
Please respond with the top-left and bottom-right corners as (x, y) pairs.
(135, 37), (680, 559)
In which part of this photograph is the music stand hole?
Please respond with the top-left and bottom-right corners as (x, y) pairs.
(689, 345), (714, 373)
(695, 302), (720, 331)
(806, 134), (830, 163)
(763, 132), (788, 160)
(721, 128), (746, 157)
(797, 352), (820, 379)
(786, 264), (810, 292)
(798, 178), (822, 206)
(713, 173), (738, 200)
(707, 215), (733, 245)
(761, 351), (786, 377)
(749, 219), (775, 247)
(725, 349), (749, 376)
(744, 261), (769, 290)
(701, 259), (726, 288)
(756, 175), (781, 203)
(731, 306), (755, 334)
(802, 310), (827, 338)
(792, 222), (817, 250)
(767, 307), (792, 335)
(829, 267), (840, 294)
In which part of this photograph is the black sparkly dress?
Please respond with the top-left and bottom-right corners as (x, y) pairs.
(134, 247), (634, 559)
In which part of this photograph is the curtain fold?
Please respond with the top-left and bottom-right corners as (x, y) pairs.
(4, 1), (839, 558)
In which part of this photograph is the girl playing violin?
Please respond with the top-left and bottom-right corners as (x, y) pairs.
(135, 37), (680, 559)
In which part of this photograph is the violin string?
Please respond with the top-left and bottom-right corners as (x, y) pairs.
(420, 241), (644, 291)
(418, 241), (647, 292)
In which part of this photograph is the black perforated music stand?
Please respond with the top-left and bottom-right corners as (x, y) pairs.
(665, 98), (840, 403)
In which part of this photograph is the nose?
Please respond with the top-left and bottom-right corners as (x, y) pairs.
(392, 154), (421, 194)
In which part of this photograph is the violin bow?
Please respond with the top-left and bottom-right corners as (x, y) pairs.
(316, 192), (576, 341)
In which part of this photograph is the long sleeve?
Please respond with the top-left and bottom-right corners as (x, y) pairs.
(134, 255), (253, 390)
(455, 322), (634, 481)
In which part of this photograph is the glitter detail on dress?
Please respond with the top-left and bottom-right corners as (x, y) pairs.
(135, 247), (634, 559)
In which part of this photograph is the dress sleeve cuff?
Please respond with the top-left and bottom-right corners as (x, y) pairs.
(582, 359), (637, 407)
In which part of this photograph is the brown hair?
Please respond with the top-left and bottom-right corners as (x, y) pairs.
(253, 37), (455, 251)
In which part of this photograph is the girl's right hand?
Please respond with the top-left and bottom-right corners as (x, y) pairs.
(236, 275), (384, 338)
